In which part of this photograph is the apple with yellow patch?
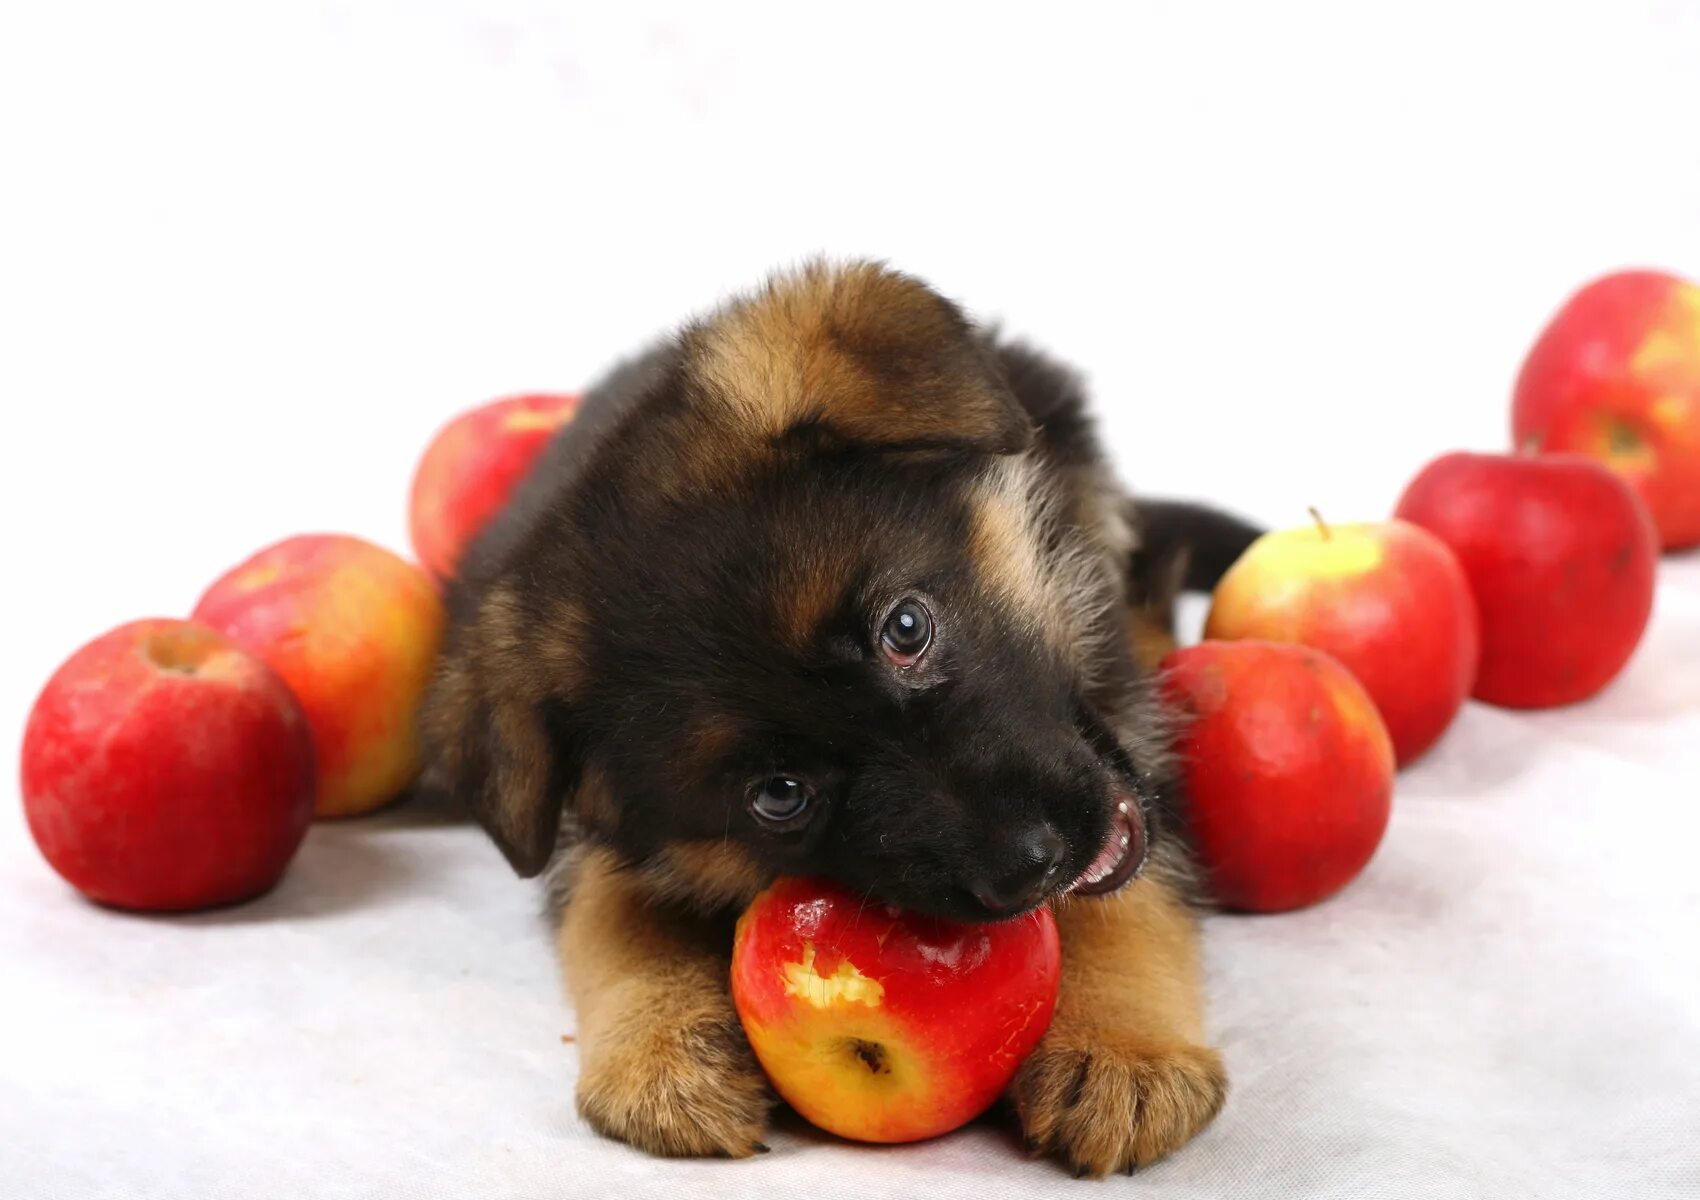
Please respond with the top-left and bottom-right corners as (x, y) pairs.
(193, 534), (445, 818)
(1514, 269), (1700, 550)
(731, 875), (1061, 1144)
(409, 392), (581, 580)
(1204, 516), (1479, 766)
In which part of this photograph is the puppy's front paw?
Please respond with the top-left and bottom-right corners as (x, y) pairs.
(1012, 1032), (1226, 1178)
(576, 1009), (773, 1158)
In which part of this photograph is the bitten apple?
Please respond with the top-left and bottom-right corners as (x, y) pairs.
(409, 392), (581, 580)
(1513, 269), (1700, 550)
(1203, 517), (1479, 765)
(731, 875), (1060, 1144)
(1395, 451), (1658, 708)
(193, 534), (445, 818)
(21, 619), (315, 911)
(1159, 640), (1394, 912)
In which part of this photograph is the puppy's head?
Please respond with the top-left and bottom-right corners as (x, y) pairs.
(424, 262), (1162, 921)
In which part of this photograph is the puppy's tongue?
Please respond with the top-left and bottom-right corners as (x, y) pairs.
(1069, 796), (1148, 896)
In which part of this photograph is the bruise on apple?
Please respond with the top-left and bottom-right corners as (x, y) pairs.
(847, 1039), (889, 1075)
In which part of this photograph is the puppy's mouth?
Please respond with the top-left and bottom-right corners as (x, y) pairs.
(1064, 794), (1148, 897)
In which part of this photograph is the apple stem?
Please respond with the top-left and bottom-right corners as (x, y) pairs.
(1307, 506), (1332, 541)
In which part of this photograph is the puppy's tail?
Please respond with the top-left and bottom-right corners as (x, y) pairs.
(1130, 500), (1263, 597)
(1128, 496), (1264, 669)
(1124, 501), (1262, 671)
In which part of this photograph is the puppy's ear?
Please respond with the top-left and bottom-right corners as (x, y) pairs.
(808, 333), (1033, 456)
(419, 587), (587, 877)
(691, 260), (1034, 456)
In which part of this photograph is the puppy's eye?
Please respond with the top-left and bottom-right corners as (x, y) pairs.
(880, 599), (933, 665)
(750, 775), (813, 826)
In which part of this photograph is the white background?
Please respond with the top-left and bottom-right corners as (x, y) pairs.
(2, 2), (1697, 1197)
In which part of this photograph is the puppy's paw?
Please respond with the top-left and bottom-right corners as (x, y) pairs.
(576, 1009), (773, 1158)
(1012, 1032), (1226, 1178)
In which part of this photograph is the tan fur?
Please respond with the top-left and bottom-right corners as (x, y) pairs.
(772, 533), (859, 649)
(680, 714), (743, 776)
(570, 764), (618, 836)
(476, 586), (589, 698)
(1013, 865), (1227, 1176)
(420, 585), (596, 873)
(559, 848), (772, 1157)
(481, 701), (555, 857)
(534, 595), (592, 687)
(416, 656), (477, 792)
(1127, 608), (1179, 675)
(969, 456), (1121, 685)
(1073, 465), (1138, 567)
(691, 260), (1030, 452)
(968, 460), (1056, 633)
(418, 650), (559, 867)
(640, 842), (772, 912)
(1125, 528), (1191, 675)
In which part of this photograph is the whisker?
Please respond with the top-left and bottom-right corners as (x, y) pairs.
(850, 884), (875, 933)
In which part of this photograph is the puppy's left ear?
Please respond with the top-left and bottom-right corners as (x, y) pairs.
(418, 589), (587, 877)
(691, 260), (1035, 456)
(811, 334), (1034, 456)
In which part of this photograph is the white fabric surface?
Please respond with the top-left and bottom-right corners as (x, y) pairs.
(4, 2), (1700, 1197)
(4, 576), (1699, 1200)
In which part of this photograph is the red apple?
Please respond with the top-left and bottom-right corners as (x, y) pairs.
(1159, 640), (1394, 912)
(193, 534), (445, 818)
(21, 619), (315, 911)
(409, 392), (581, 581)
(1203, 517), (1479, 765)
(731, 875), (1060, 1144)
(1394, 451), (1658, 708)
(1513, 269), (1700, 550)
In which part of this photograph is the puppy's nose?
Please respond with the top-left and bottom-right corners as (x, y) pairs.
(967, 824), (1066, 914)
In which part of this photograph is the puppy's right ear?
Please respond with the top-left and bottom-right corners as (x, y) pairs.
(418, 588), (587, 878)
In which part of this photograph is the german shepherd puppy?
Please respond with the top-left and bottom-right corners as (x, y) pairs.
(419, 261), (1259, 1177)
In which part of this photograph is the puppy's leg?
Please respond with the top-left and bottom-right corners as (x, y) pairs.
(559, 848), (771, 1157)
(1012, 862), (1226, 1176)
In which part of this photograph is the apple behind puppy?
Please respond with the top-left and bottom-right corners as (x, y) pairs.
(21, 619), (316, 911)
(1395, 451), (1658, 708)
(1159, 640), (1394, 913)
(1513, 269), (1700, 550)
(193, 534), (445, 818)
(409, 392), (581, 581)
(1203, 518), (1479, 765)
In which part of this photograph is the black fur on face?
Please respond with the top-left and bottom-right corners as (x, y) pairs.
(420, 262), (1182, 922)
